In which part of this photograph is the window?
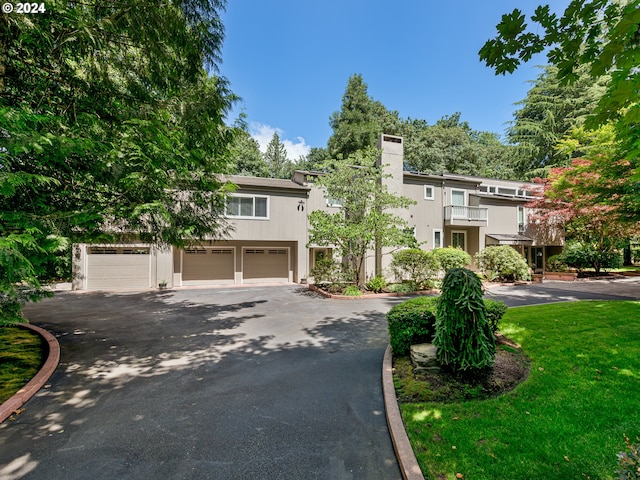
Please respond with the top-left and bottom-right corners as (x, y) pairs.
(452, 231), (466, 251)
(433, 229), (443, 249)
(326, 197), (343, 208)
(226, 195), (268, 219)
(451, 189), (466, 206)
(518, 206), (526, 233)
(424, 185), (434, 200)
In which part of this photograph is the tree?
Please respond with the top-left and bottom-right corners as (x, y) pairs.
(1, 1), (236, 321)
(508, 65), (607, 178)
(307, 151), (415, 286)
(264, 132), (294, 179)
(399, 114), (518, 178)
(527, 124), (637, 275)
(480, 1), (640, 170)
(328, 74), (400, 161)
(227, 130), (271, 177)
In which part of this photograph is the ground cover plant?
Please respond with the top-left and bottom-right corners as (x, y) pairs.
(397, 301), (640, 480)
(0, 326), (45, 404)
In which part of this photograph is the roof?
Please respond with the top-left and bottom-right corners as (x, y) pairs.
(225, 175), (310, 191)
(486, 234), (533, 245)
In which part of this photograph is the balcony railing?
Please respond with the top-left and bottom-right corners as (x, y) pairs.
(444, 205), (488, 222)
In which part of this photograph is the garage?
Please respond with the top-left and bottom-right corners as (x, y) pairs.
(242, 247), (290, 283)
(86, 246), (151, 290)
(182, 248), (235, 285)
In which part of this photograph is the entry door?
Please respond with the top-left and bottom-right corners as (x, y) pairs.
(452, 231), (466, 251)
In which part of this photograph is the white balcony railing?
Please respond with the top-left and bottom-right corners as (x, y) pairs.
(444, 205), (488, 222)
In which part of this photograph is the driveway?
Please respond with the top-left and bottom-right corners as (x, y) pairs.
(2, 279), (639, 480)
(0, 286), (405, 480)
(486, 277), (640, 306)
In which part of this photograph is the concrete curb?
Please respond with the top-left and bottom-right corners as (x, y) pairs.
(382, 345), (425, 480)
(0, 323), (60, 424)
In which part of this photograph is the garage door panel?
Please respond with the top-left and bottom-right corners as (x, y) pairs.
(87, 252), (150, 290)
(182, 249), (235, 285)
(243, 248), (289, 283)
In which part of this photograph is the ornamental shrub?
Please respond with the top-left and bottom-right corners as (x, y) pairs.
(432, 247), (471, 273)
(343, 285), (362, 297)
(433, 268), (496, 372)
(386, 296), (438, 355)
(310, 257), (340, 285)
(483, 298), (508, 334)
(561, 240), (622, 274)
(365, 275), (387, 293)
(475, 245), (530, 282)
(387, 281), (418, 294)
(546, 254), (568, 272)
(391, 248), (439, 288)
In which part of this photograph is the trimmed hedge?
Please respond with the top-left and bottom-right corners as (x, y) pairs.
(387, 296), (509, 356)
(387, 296), (438, 355)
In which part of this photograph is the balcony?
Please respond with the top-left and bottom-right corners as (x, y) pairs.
(444, 205), (488, 227)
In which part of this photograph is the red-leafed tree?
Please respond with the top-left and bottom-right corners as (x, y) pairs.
(527, 126), (638, 274)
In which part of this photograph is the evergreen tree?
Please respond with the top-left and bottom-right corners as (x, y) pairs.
(227, 131), (271, 177)
(508, 65), (607, 178)
(264, 132), (294, 179)
(328, 74), (400, 161)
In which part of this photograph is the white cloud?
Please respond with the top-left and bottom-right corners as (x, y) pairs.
(249, 122), (311, 161)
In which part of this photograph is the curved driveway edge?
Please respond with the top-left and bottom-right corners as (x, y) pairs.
(0, 323), (60, 424)
(383, 345), (425, 480)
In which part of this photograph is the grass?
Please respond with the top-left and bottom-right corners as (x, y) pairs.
(399, 301), (640, 480)
(0, 325), (46, 404)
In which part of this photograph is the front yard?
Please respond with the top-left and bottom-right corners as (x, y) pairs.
(398, 301), (640, 480)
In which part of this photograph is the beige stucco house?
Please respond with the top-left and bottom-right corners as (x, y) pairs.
(72, 135), (563, 290)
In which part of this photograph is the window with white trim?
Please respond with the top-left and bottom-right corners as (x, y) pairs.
(424, 185), (434, 200)
(433, 229), (443, 249)
(226, 195), (268, 219)
(518, 206), (526, 233)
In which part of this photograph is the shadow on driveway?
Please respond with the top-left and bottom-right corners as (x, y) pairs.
(0, 286), (403, 480)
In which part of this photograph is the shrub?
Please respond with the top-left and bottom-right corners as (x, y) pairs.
(561, 240), (622, 274)
(616, 435), (640, 479)
(546, 254), (568, 272)
(310, 257), (340, 285)
(343, 285), (362, 297)
(483, 298), (508, 334)
(432, 247), (471, 273)
(433, 268), (496, 372)
(386, 296), (438, 355)
(476, 245), (530, 282)
(365, 275), (387, 293)
(387, 282), (418, 294)
(391, 248), (439, 288)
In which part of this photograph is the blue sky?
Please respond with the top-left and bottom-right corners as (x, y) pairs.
(220, 1), (571, 159)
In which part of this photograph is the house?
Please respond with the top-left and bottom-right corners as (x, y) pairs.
(71, 135), (563, 290)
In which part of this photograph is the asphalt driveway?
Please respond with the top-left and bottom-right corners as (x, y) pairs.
(1, 278), (639, 480)
(0, 285), (405, 480)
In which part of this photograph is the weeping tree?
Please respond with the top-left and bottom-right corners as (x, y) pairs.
(433, 268), (496, 372)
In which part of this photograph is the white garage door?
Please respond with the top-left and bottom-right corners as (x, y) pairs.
(87, 247), (151, 290)
(182, 248), (235, 285)
(242, 248), (289, 283)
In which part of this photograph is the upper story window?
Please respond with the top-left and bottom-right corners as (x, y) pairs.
(518, 206), (526, 232)
(424, 185), (435, 200)
(480, 184), (535, 198)
(326, 197), (343, 208)
(226, 194), (268, 219)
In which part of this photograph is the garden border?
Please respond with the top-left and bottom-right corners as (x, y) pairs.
(0, 323), (60, 423)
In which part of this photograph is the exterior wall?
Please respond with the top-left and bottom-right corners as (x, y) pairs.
(73, 135), (564, 290)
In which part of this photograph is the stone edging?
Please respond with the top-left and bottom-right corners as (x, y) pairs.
(0, 323), (60, 423)
(382, 345), (425, 480)
(308, 283), (436, 299)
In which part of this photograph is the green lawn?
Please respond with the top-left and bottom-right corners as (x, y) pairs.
(400, 301), (640, 480)
(0, 325), (45, 404)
